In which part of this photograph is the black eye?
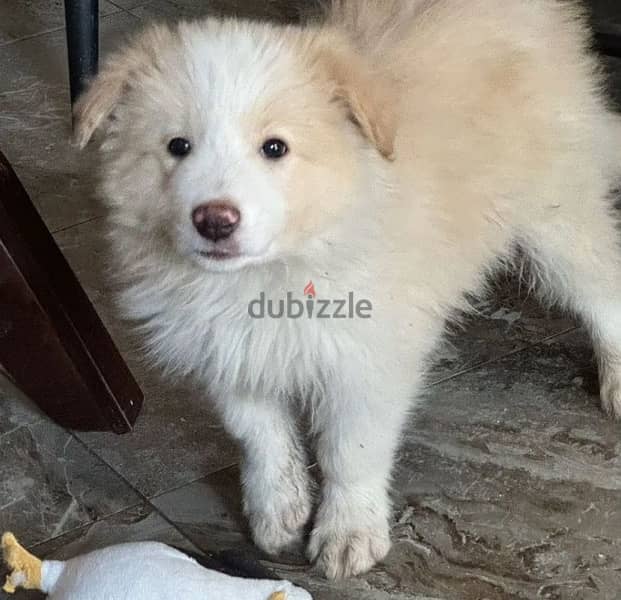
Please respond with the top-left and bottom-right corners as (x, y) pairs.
(261, 138), (288, 160)
(168, 137), (192, 157)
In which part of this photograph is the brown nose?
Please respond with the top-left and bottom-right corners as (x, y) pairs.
(192, 201), (241, 242)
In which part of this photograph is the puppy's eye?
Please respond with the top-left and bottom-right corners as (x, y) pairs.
(168, 137), (192, 158)
(261, 138), (288, 160)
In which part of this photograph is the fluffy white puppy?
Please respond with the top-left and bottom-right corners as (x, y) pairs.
(75, 0), (621, 580)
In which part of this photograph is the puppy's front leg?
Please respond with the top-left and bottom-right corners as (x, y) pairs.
(308, 368), (412, 579)
(217, 393), (313, 555)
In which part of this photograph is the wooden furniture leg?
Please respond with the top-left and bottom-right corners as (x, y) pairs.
(0, 151), (143, 433)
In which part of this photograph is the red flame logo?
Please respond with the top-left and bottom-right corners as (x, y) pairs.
(304, 281), (316, 298)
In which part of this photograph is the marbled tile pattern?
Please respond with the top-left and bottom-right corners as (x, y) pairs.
(0, 418), (141, 548)
(1, 2), (621, 600)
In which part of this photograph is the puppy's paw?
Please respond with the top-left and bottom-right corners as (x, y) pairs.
(307, 521), (391, 579)
(599, 367), (621, 420)
(248, 498), (312, 555)
(245, 468), (313, 556)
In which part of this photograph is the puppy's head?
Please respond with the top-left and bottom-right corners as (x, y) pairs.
(75, 20), (396, 272)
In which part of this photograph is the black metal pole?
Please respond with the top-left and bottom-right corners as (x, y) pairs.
(64, 0), (99, 105)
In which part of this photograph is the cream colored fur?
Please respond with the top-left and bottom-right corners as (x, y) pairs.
(75, 0), (621, 580)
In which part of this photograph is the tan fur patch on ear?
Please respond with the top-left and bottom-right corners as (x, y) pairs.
(314, 32), (397, 160)
(72, 24), (174, 149)
(73, 68), (128, 149)
(334, 79), (396, 161)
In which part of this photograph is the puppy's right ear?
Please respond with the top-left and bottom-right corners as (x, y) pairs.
(72, 56), (131, 149)
(310, 29), (399, 160)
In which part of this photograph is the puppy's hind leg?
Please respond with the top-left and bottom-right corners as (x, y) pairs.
(520, 192), (621, 419)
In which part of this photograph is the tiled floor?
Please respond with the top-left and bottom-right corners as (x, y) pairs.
(1, 2), (621, 599)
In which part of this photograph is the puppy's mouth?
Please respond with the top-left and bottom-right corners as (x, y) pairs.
(198, 250), (237, 261)
(191, 242), (275, 272)
(193, 248), (253, 272)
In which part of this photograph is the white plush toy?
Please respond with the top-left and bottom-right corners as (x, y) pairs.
(2, 533), (312, 600)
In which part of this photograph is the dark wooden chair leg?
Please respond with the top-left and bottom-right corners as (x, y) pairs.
(0, 152), (143, 433)
(64, 0), (99, 105)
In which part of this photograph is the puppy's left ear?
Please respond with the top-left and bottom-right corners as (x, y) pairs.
(73, 24), (172, 148)
(72, 59), (130, 149)
(314, 33), (398, 160)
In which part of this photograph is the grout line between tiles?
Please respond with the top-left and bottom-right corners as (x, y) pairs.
(102, 1), (146, 20)
(0, 6), (136, 51)
(0, 26), (66, 48)
(105, 0), (134, 11)
(26, 500), (145, 552)
(51, 214), (105, 235)
(147, 460), (240, 502)
(66, 432), (239, 551)
(68, 433), (200, 547)
(121, 2), (153, 17)
(427, 325), (579, 387)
